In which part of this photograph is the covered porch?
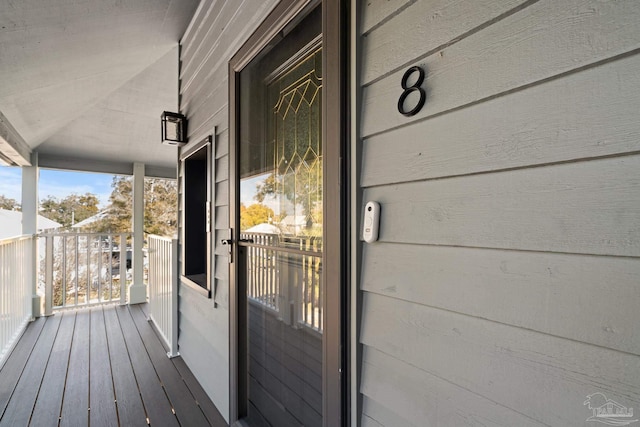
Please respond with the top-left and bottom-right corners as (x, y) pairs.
(0, 303), (225, 426)
(0, 1), (211, 424)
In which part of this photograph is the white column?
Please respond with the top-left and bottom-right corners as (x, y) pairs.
(22, 152), (40, 318)
(129, 162), (147, 304)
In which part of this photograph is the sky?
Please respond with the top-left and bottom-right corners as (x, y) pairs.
(0, 165), (114, 208)
(1, 165), (289, 214)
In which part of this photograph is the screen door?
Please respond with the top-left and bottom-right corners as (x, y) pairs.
(236, 6), (323, 427)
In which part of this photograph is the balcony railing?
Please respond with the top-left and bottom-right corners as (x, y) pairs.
(40, 233), (131, 314)
(0, 235), (35, 369)
(241, 232), (323, 332)
(147, 235), (178, 357)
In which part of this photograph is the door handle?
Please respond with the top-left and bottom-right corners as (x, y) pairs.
(220, 238), (254, 245)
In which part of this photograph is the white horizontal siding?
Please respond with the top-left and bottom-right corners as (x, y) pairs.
(362, 0), (640, 137)
(362, 53), (640, 187)
(177, 0), (278, 422)
(361, 293), (640, 427)
(357, 0), (640, 425)
(365, 155), (640, 256)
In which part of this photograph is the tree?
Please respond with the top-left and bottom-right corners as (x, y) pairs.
(144, 178), (178, 236)
(240, 203), (275, 231)
(40, 193), (99, 228)
(0, 195), (20, 211)
(254, 160), (322, 234)
(90, 176), (178, 237)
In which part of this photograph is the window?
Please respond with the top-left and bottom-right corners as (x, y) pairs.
(180, 135), (211, 297)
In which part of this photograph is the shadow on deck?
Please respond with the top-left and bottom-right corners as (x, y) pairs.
(0, 304), (226, 427)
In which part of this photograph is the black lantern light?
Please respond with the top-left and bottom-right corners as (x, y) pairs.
(161, 111), (187, 146)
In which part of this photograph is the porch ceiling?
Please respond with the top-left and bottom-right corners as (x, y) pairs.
(0, 0), (200, 177)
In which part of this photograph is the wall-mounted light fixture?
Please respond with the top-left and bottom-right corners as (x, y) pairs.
(161, 111), (187, 146)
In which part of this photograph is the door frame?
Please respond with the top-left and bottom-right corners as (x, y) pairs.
(228, 0), (349, 425)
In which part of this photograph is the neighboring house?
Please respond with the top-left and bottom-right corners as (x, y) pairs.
(0, 209), (61, 239)
(70, 208), (112, 230)
(277, 215), (307, 234)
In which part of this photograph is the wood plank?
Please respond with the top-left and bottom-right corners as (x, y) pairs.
(60, 310), (90, 427)
(249, 347), (322, 414)
(361, 413), (386, 427)
(103, 306), (147, 427)
(128, 305), (210, 427)
(215, 130), (228, 159)
(138, 303), (149, 317)
(29, 312), (76, 426)
(180, 0), (222, 64)
(248, 305), (323, 365)
(249, 354), (322, 427)
(362, 397), (414, 427)
(1, 314), (61, 426)
(172, 357), (228, 427)
(183, 74), (227, 138)
(178, 287), (228, 352)
(363, 243), (640, 355)
(249, 327), (322, 394)
(180, 0), (277, 96)
(215, 179), (229, 207)
(89, 307), (118, 427)
(247, 401), (271, 427)
(215, 157), (228, 184)
(177, 336), (229, 423)
(362, 0), (528, 84)
(362, 0), (640, 137)
(115, 305), (179, 427)
(361, 0), (413, 35)
(361, 349), (546, 427)
(363, 54), (640, 187)
(0, 317), (46, 418)
(365, 155), (640, 256)
(360, 293), (640, 426)
(180, 0), (245, 90)
(249, 377), (303, 427)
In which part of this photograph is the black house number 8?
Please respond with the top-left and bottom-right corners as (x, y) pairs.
(397, 66), (426, 117)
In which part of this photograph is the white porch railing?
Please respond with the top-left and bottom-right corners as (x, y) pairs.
(40, 233), (130, 314)
(241, 232), (323, 332)
(0, 235), (35, 369)
(147, 235), (179, 358)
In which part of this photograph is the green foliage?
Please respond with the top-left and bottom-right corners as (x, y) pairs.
(89, 176), (178, 238)
(40, 193), (99, 228)
(0, 195), (20, 211)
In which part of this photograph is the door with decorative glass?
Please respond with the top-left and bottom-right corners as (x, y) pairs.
(233, 5), (324, 426)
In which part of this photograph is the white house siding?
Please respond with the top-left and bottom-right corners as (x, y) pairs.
(358, 0), (640, 426)
(177, 0), (279, 422)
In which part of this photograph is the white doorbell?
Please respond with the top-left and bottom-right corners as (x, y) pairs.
(363, 201), (380, 243)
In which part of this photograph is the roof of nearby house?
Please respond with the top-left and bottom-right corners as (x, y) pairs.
(245, 223), (281, 234)
(279, 215), (307, 226)
(0, 209), (61, 239)
(71, 209), (112, 229)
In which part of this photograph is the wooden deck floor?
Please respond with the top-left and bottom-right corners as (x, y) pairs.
(0, 304), (227, 427)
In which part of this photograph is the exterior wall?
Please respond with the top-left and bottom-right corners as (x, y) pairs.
(358, 0), (640, 426)
(177, 0), (279, 422)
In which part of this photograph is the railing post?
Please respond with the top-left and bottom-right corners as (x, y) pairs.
(44, 235), (53, 316)
(168, 238), (179, 358)
(120, 234), (127, 305)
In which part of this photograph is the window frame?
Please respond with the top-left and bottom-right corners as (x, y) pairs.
(179, 134), (213, 298)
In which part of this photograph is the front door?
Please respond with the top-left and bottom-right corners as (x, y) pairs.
(229, 1), (345, 425)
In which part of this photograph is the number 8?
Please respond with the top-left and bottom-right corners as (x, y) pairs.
(397, 66), (426, 117)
